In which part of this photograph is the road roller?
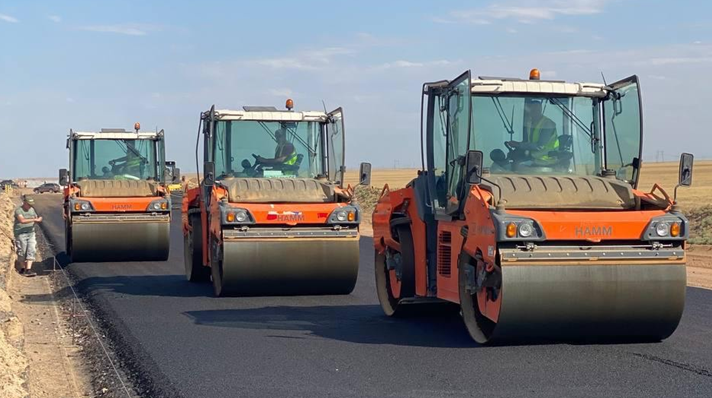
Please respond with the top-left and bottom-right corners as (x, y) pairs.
(59, 123), (171, 262)
(183, 100), (370, 296)
(373, 69), (695, 344)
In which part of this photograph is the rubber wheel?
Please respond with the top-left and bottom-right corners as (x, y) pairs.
(65, 218), (73, 262)
(375, 226), (416, 316)
(185, 213), (210, 282)
(210, 236), (228, 297)
(458, 254), (497, 344)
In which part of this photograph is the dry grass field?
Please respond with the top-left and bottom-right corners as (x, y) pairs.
(346, 161), (712, 211)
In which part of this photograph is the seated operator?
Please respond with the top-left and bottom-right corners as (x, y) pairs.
(507, 100), (559, 165)
(109, 141), (145, 176)
(254, 128), (298, 171)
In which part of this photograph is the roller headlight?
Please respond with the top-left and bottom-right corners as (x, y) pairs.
(235, 210), (248, 223)
(327, 206), (360, 225)
(518, 223), (534, 238)
(148, 199), (170, 211)
(655, 222), (670, 237)
(221, 206), (254, 225)
(71, 200), (94, 212)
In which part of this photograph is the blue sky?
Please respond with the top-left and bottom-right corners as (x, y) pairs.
(1, 0), (711, 177)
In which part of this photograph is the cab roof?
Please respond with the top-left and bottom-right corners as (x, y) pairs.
(471, 77), (608, 97)
(69, 129), (164, 140)
(205, 108), (329, 122)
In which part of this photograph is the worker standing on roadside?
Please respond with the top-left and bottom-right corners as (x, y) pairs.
(14, 195), (42, 277)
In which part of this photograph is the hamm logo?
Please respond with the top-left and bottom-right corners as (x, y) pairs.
(575, 226), (613, 237)
(112, 204), (132, 210)
(266, 211), (304, 222)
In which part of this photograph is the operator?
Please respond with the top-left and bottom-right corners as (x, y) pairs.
(110, 141), (144, 176)
(507, 100), (559, 165)
(254, 128), (298, 172)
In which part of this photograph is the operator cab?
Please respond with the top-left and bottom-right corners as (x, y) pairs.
(423, 69), (642, 213)
(202, 99), (346, 186)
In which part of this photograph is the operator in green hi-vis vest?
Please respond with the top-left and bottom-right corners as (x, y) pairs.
(507, 99), (559, 165)
(255, 128), (298, 174)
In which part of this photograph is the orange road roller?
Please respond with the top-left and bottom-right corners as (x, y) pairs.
(183, 100), (370, 296)
(373, 69), (694, 343)
(60, 124), (171, 262)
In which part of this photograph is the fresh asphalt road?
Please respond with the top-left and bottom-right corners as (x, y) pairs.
(31, 194), (712, 398)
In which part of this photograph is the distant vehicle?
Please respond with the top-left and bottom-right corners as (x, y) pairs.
(0, 180), (20, 190)
(164, 160), (183, 193)
(34, 183), (61, 194)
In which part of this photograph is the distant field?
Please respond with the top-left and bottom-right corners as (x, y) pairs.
(346, 161), (712, 210)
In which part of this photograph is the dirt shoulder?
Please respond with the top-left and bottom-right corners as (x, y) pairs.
(0, 194), (29, 398)
(0, 193), (94, 398)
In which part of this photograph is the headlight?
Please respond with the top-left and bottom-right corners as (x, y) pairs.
(519, 223), (534, 238)
(148, 199), (169, 211)
(643, 215), (687, 241)
(336, 211), (347, 222)
(221, 206), (254, 225)
(655, 222), (670, 237)
(327, 206), (360, 225)
(492, 214), (546, 242)
(235, 210), (248, 223)
(72, 200), (94, 212)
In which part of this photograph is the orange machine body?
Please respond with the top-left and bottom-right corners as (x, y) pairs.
(373, 181), (679, 305)
(183, 185), (357, 267)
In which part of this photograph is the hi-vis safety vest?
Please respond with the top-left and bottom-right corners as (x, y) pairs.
(530, 117), (559, 164)
(276, 144), (298, 175)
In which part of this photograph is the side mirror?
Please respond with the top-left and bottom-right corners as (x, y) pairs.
(359, 162), (372, 186)
(464, 150), (484, 184)
(678, 153), (693, 187)
(59, 168), (69, 186)
(204, 162), (215, 187)
(173, 168), (181, 183)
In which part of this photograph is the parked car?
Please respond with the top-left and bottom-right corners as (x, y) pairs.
(34, 183), (61, 194)
(0, 180), (20, 190)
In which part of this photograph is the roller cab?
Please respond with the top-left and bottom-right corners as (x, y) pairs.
(184, 101), (369, 296)
(61, 126), (171, 262)
(373, 70), (695, 344)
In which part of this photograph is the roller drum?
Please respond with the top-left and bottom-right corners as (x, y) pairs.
(479, 263), (686, 342)
(219, 235), (359, 296)
(70, 214), (170, 262)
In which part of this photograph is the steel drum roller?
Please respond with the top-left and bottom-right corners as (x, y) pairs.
(465, 262), (686, 343)
(70, 214), (170, 262)
(219, 236), (360, 296)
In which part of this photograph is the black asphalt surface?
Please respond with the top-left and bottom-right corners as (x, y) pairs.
(31, 194), (712, 398)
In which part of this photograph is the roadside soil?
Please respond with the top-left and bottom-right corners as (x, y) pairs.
(9, 236), (93, 398)
(686, 246), (712, 290)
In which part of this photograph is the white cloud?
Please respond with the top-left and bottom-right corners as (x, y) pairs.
(48, 15), (61, 23)
(248, 47), (355, 71)
(437, 0), (611, 24)
(376, 60), (453, 70)
(0, 13), (18, 23)
(268, 88), (294, 97)
(77, 23), (161, 36)
(65, 97), (75, 103)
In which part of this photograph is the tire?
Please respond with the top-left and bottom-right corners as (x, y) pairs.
(210, 236), (228, 297)
(375, 226), (416, 316)
(184, 213), (210, 282)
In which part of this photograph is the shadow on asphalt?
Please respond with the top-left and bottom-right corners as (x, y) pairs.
(182, 305), (479, 348)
